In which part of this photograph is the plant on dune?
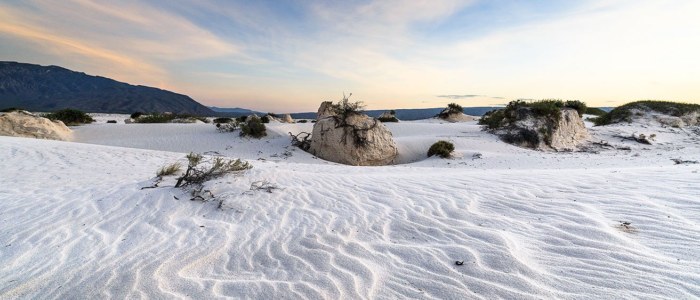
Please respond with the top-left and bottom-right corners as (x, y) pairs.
(157, 162), (182, 177)
(216, 121), (239, 133)
(175, 153), (252, 188)
(43, 108), (94, 125)
(438, 103), (464, 119)
(213, 117), (233, 124)
(564, 100), (587, 117)
(240, 116), (267, 138)
(594, 100), (700, 126)
(134, 113), (176, 123)
(130, 112), (144, 119)
(584, 107), (607, 116)
(1, 107), (24, 113)
(331, 93), (365, 116)
(427, 140), (455, 158)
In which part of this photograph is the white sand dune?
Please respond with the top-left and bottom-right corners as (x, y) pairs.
(1, 117), (699, 299)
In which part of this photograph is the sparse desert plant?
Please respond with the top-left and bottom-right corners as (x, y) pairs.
(261, 115), (270, 123)
(502, 129), (540, 148)
(478, 109), (506, 129)
(130, 112), (144, 119)
(157, 162), (182, 177)
(594, 100), (700, 126)
(240, 116), (267, 138)
(331, 93), (365, 116)
(134, 113), (176, 123)
(44, 108), (94, 125)
(106, 120), (117, 124)
(427, 140), (455, 158)
(564, 100), (587, 117)
(236, 116), (248, 122)
(216, 122), (239, 133)
(297, 119), (308, 123)
(378, 116), (399, 122)
(175, 153), (252, 188)
(438, 103), (464, 119)
(213, 117), (233, 124)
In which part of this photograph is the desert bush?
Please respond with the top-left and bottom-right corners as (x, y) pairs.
(130, 112), (144, 119)
(261, 115), (270, 123)
(157, 162), (182, 177)
(478, 109), (506, 130)
(213, 117), (233, 124)
(240, 116), (267, 138)
(175, 153), (251, 188)
(564, 100), (587, 117)
(216, 122), (238, 133)
(331, 93), (365, 116)
(236, 116), (248, 122)
(134, 113), (176, 123)
(297, 119), (308, 123)
(427, 140), (455, 158)
(438, 103), (464, 119)
(44, 109), (94, 125)
(378, 116), (399, 122)
(106, 120), (117, 124)
(594, 100), (700, 126)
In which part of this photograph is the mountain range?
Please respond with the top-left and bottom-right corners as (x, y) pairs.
(0, 61), (214, 115)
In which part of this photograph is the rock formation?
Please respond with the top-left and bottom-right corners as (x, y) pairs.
(282, 114), (294, 123)
(0, 111), (72, 141)
(308, 105), (398, 166)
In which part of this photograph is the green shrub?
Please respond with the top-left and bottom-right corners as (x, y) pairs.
(478, 109), (506, 130)
(135, 113), (176, 123)
(44, 109), (94, 125)
(439, 103), (464, 118)
(236, 116), (248, 122)
(130, 112), (144, 119)
(585, 107), (607, 116)
(106, 120), (117, 124)
(213, 117), (233, 124)
(378, 116), (399, 122)
(427, 140), (455, 158)
(297, 119), (308, 123)
(594, 100), (700, 126)
(261, 115), (270, 123)
(240, 116), (267, 138)
(331, 94), (365, 116)
(564, 100), (587, 117)
(157, 162), (181, 177)
(175, 153), (251, 188)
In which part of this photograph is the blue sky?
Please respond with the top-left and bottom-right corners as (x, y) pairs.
(1, 0), (699, 112)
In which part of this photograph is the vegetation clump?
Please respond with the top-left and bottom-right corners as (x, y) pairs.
(585, 107), (607, 116)
(240, 116), (267, 138)
(378, 110), (399, 122)
(593, 100), (700, 126)
(427, 140), (455, 158)
(1, 107), (24, 113)
(331, 93), (365, 116)
(134, 113), (208, 123)
(175, 153), (251, 188)
(157, 162), (182, 177)
(44, 108), (94, 125)
(213, 117), (234, 124)
(438, 103), (464, 119)
(130, 112), (144, 119)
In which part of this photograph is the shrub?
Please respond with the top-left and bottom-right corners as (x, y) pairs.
(297, 119), (308, 123)
(427, 140), (455, 158)
(135, 113), (176, 123)
(44, 109), (94, 125)
(106, 120), (117, 124)
(564, 100), (587, 117)
(331, 93), (365, 116)
(585, 107), (607, 116)
(213, 117), (234, 124)
(377, 116), (399, 122)
(439, 103), (464, 118)
(216, 122), (238, 133)
(236, 116), (248, 122)
(240, 116), (267, 138)
(261, 115), (270, 123)
(157, 162), (181, 177)
(175, 153), (251, 188)
(130, 112), (144, 119)
(594, 100), (700, 126)
(478, 109), (506, 130)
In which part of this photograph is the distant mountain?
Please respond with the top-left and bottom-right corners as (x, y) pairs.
(0, 61), (214, 115)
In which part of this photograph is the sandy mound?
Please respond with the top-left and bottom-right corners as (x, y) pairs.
(0, 111), (72, 141)
(309, 108), (398, 166)
(442, 113), (479, 122)
(488, 107), (589, 151)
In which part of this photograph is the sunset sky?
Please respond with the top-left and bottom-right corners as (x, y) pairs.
(1, 0), (699, 112)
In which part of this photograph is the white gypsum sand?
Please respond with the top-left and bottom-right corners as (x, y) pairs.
(1, 115), (699, 299)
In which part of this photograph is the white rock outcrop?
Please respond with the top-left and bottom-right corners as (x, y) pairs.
(495, 108), (589, 151)
(282, 114), (294, 123)
(316, 101), (335, 120)
(309, 111), (398, 166)
(0, 111), (72, 141)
